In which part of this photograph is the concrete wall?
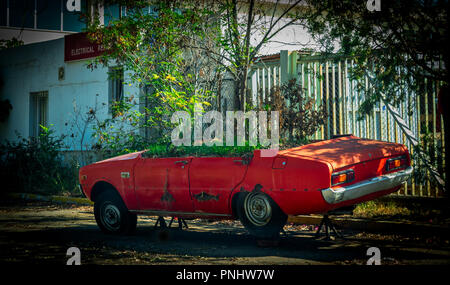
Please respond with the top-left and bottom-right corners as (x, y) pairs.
(0, 27), (72, 45)
(0, 37), (140, 151)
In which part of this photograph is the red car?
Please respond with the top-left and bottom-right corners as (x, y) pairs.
(79, 135), (413, 238)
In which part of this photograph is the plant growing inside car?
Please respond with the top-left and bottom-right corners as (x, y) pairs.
(86, 1), (215, 157)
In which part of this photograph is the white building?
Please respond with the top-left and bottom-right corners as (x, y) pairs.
(0, 0), (314, 155)
(0, 1), (139, 154)
(0, 36), (139, 153)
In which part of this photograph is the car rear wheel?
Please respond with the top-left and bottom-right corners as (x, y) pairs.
(94, 191), (137, 235)
(237, 191), (287, 239)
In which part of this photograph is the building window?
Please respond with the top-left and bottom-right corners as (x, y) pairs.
(37, 0), (61, 30)
(108, 66), (124, 115)
(104, 3), (120, 26)
(29, 91), (48, 138)
(1, 1), (155, 31)
(1, 0), (88, 31)
(9, 0), (34, 29)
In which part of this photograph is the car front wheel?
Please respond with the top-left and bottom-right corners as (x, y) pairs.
(237, 191), (287, 239)
(94, 191), (137, 235)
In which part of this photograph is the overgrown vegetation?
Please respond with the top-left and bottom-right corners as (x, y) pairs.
(86, 0), (215, 155)
(84, 1), (321, 159)
(141, 143), (259, 158)
(0, 126), (80, 196)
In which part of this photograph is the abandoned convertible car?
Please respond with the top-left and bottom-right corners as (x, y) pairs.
(79, 135), (413, 238)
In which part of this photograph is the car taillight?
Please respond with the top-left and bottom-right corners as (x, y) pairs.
(331, 169), (355, 186)
(386, 155), (408, 172)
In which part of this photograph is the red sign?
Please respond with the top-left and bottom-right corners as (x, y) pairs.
(64, 32), (105, 62)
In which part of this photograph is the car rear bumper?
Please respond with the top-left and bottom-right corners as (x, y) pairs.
(321, 166), (413, 204)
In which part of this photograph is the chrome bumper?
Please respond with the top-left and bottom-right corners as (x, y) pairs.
(321, 166), (413, 204)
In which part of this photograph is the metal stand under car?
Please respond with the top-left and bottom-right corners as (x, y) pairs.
(314, 214), (342, 240)
(154, 216), (188, 230)
(168, 217), (188, 229)
(314, 206), (354, 240)
(154, 216), (167, 229)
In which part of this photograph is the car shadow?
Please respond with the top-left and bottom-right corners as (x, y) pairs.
(1, 220), (449, 264)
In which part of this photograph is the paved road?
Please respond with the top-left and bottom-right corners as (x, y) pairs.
(0, 199), (449, 265)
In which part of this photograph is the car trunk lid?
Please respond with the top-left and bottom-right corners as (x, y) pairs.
(279, 136), (406, 170)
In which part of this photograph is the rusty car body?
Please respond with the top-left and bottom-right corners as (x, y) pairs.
(79, 135), (413, 238)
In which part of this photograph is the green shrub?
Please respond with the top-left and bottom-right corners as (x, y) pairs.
(0, 126), (80, 196)
(256, 79), (327, 145)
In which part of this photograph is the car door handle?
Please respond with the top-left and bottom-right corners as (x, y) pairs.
(175, 160), (189, 165)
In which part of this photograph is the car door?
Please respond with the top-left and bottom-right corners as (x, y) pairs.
(189, 157), (249, 215)
(134, 157), (194, 213)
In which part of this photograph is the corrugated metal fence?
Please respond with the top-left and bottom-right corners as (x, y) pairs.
(247, 51), (445, 198)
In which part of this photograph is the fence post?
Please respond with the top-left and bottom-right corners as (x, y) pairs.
(289, 51), (298, 81)
(280, 50), (298, 83)
(280, 50), (289, 85)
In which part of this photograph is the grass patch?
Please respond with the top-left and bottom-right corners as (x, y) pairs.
(353, 199), (449, 224)
(353, 200), (412, 218)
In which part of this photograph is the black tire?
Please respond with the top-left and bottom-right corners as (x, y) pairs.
(94, 190), (137, 235)
(236, 191), (287, 239)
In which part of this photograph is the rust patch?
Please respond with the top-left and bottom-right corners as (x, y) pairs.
(161, 190), (175, 203)
(193, 192), (220, 202)
(161, 169), (174, 203)
(253, 184), (263, 192)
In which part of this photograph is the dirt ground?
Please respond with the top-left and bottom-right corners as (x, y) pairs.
(0, 199), (449, 265)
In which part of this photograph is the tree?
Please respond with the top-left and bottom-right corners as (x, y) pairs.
(302, 0), (448, 191)
(84, 0), (311, 153)
(189, 0), (306, 111)
(85, 0), (215, 154)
